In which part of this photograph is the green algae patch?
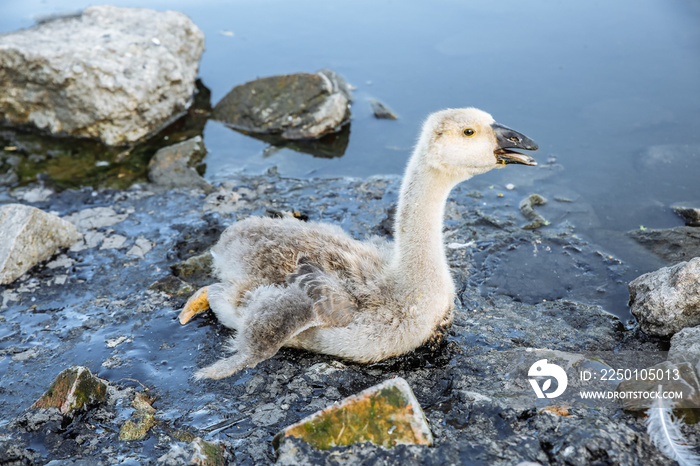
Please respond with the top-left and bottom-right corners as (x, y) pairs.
(273, 377), (432, 452)
(31, 366), (107, 415)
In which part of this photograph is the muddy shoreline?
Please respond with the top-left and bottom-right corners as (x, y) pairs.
(1, 171), (690, 465)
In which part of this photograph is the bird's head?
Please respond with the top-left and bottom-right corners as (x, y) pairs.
(419, 107), (538, 180)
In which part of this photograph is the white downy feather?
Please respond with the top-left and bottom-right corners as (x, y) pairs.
(646, 385), (700, 466)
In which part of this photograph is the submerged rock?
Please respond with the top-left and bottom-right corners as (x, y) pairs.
(0, 204), (81, 284)
(0, 5), (204, 145)
(274, 377), (432, 452)
(369, 99), (398, 120)
(629, 257), (700, 336)
(629, 226), (700, 263)
(672, 206), (700, 227)
(519, 193), (549, 229)
(148, 136), (210, 190)
(211, 69), (352, 140)
(31, 366), (107, 415)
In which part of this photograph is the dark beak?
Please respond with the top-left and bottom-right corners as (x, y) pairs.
(492, 122), (538, 166)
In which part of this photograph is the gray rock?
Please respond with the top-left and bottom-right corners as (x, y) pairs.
(148, 136), (210, 190)
(127, 236), (153, 258)
(211, 69), (351, 140)
(629, 226), (700, 263)
(369, 99), (398, 120)
(669, 326), (700, 376)
(64, 207), (128, 231)
(10, 186), (54, 203)
(171, 251), (214, 289)
(251, 402), (286, 427)
(629, 257), (700, 336)
(672, 206), (700, 227)
(0, 168), (19, 187)
(99, 234), (127, 250)
(0, 5), (204, 146)
(0, 204), (82, 284)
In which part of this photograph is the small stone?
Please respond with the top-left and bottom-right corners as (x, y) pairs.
(127, 236), (153, 258)
(505, 183), (515, 190)
(53, 275), (68, 285)
(149, 275), (195, 297)
(70, 231), (107, 251)
(203, 189), (241, 214)
(171, 252), (213, 286)
(101, 355), (123, 368)
(12, 347), (40, 362)
(10, 186), (54, 203)
(31, 366), (107, 415)
(46, 254), (74, 269)
(672, 206), (700, 227)
(64, 207), (128, 231)
(100, 234), (127, 250)
(148, 136), (210, 190)
(106, 336), (128, 348)
(629, 257), (700, 336)
(0, 204), (82, 284)
(251, 402), (286, 427)
(369, 99), (398, 120)
(520, 194), (549, 229)
(273, 377), (433, 452)
(119, 391), (158, 441)
(132, 392), (156, 414)
(119, 412), (156, 441)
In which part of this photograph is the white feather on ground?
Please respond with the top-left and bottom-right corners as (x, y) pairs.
(646, 385), (700, 466)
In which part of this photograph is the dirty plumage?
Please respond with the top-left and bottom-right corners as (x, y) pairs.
(179, 107), (538, 379)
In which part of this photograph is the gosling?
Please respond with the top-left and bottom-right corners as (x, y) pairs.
(179, 107), (538, 379)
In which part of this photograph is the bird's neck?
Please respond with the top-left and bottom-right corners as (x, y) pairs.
(391, 151), (461, 300)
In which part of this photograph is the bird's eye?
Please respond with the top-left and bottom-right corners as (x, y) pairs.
(463, 128), (475, 137)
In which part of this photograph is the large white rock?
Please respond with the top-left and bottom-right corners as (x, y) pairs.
(0, 5), (204, 146)
(0, 204), (82, 284)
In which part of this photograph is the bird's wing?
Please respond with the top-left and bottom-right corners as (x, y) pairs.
(286, 257), (356, 327)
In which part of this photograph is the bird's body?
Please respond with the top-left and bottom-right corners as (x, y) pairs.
(180, 107), (538, 379)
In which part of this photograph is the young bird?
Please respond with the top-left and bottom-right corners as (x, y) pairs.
(179, 107), (538, 379)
